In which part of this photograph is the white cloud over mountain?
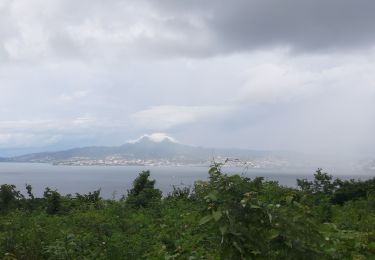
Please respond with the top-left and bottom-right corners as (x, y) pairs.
(128, 133), (177, 144)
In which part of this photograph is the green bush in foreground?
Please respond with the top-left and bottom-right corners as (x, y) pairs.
(0, 165), (373, 259)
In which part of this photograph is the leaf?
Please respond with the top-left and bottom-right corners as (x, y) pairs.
(219, 225), (228, 235)
(268, 213), (273, 223)
(293, 215), (301, 222)
(268, 229), (279, 240)
(199, 215), (213, 225)
(208, 167), (217, 175)
(205, 191), (219, 201)
(368, 242), (375, 250)
(251, 250), (261, 255)
(250, 204), (261, 209)
(286, 195), (293, 204)
(232, 241), (243, 253)
(293, 201), (303, 209)
(212, 210), (222, 221)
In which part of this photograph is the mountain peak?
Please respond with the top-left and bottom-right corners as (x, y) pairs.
(128, 133), (177, 144)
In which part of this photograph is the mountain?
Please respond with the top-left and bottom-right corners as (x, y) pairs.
(4, 134), (289, 167)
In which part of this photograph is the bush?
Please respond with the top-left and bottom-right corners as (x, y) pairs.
(125, 170), (162, 208)
(332, 177), (375, 205)
(198, 163), (327, 259)
(43, 188), (61, 215)
(0, 185), (23, 212)
(167, 186), (191, 200)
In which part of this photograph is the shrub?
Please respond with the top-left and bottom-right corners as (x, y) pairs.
(125, 170), (162, 208)
(0, 185), (23, 212)
(198, 164), (327, 259)
(43, 188), (61, 215)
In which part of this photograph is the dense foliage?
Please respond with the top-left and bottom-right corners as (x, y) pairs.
(0, 165), (374, 259)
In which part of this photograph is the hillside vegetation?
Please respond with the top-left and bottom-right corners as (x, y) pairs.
(0, 165), (374, 259)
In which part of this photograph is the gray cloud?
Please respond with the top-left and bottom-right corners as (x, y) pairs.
(0, 0), (375, 160)
(2, 0), (375, 64)
(152, 0), (375, 54)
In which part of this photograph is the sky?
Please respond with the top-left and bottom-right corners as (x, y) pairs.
(0, 0), (375, 157)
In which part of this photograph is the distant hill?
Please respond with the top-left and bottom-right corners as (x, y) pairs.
(4, 134), (285, 166)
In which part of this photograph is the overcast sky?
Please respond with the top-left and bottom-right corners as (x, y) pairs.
(1, 0), (375, 156)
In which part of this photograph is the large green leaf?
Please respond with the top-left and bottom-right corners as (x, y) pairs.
(199, 215), (213, 225)
(212, 210), (222, 221)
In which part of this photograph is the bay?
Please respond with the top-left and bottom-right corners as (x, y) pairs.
(0, 162), (373, 199)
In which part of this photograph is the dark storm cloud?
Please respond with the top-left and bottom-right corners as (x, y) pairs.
(2, 0), (374, 63)
(151, 0), (375, 53)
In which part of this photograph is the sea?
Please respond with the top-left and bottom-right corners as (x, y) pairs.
(0, 163), (373, 199)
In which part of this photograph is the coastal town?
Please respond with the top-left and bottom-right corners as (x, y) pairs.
(51, 156), (291, 169)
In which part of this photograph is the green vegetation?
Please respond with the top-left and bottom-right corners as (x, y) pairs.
(0, 165), (374, 259)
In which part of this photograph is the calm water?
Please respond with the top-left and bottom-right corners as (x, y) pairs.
(0, 163), (373, 199)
